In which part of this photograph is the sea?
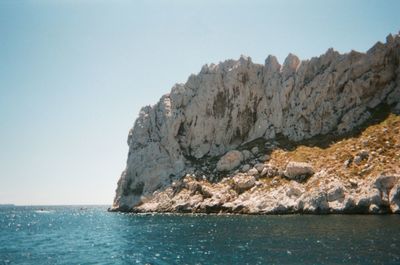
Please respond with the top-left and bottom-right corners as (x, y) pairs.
(0, 206), (399, 265)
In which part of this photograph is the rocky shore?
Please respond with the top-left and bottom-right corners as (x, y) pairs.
(111, 32), (400, 214)
(124, 113), (400, 214)
(131, 173), (400, 214)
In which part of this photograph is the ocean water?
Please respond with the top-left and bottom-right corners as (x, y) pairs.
(0, 206), (399, 265)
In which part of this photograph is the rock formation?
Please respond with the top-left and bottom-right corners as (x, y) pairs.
(111, 32), (400, 214)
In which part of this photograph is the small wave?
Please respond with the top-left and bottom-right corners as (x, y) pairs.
(34, 210), (52, 214)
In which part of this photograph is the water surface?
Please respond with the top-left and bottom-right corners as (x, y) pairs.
(0, 206), (399, 264)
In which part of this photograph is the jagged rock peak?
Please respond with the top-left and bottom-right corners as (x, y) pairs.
(264, 55), (281, 73)
(112, 32), (400, 212)
(282, 53), (300, 77)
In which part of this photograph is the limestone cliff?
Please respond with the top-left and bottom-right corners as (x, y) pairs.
(111, 33), (400, 213)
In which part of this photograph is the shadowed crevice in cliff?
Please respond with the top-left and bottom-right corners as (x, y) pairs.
(273, 103), (395, 151)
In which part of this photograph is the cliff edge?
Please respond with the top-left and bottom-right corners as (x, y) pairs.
(111, 33), (400, 214)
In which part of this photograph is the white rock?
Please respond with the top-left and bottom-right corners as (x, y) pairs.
(133, 168), (400, 214)
(284, 162), (314, 181)
(358, 150), (369, 159)
(286, 183), (304, 198)
(348, 179), (358, 188)
(369, 204), (380, 213)
(356, 186), (382, 210)
(374, 175), (399, 202)
(247, 168), (259, 176)
(233, 175), (256, 191)
(354, 156), (362, 165)
(216, 150), (244, 172)
(389, 182), (400, 213)
(260, 167), (268, 177)
(327, 185), (345, 202)
(343, 159), (351, 168)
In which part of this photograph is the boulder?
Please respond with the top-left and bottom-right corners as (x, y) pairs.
(216, 150), (244, 172)
(264, 165), (279, 178)
(369, 204), (380, 214)
(374, 175), (398, 191)
(233, 174), (256, 192)
(186, 181), (202, 195)
(258, 154), (270, 162)
(389, 183), (400, 213)
(251, 146), (259, 155)
(241, 150), (253, 160)
(326, 183), (346, 202)
(247, 168), (259, 176)
(286, 183), (304, 198)
(301, 191), (329, 213)
(260, 167), (268, 177)
(199, 198), (223, 213)
(354, 156), (363, 165)
(358, 150), (369, 159)
(254, 163), (265, 172)
(284, 162), (314, 181)
(374, 175), (399, 202)
(356, 187), (382, 211)
(241, 164), (251, 172)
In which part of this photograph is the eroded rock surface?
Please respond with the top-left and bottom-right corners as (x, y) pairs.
(132, 173), (400, 214)
(111, 33), (400, 213)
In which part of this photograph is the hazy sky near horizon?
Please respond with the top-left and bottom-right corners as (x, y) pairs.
(0, 0), (399, 205)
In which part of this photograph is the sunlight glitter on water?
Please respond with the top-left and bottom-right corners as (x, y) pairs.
(0, 206), (400, 264)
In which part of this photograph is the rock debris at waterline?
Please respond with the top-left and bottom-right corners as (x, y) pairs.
(111, 32), (400, 214)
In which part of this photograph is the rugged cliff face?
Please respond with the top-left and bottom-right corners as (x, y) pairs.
(111, 33), (400, 213)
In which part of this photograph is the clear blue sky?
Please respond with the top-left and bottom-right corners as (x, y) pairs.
(0, 0), (399, 205)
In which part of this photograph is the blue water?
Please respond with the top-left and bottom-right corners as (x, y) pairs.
(0, 206), (399, 264)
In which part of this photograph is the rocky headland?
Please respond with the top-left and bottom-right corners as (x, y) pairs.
(111, 32), (400, 214)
